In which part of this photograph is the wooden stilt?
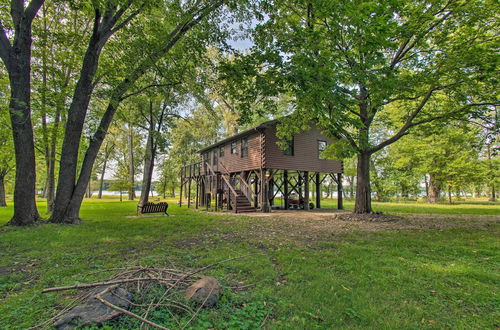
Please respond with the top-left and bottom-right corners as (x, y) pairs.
(316, 172), (321, 208)
(253, 173), (258, 208)
(261, 169), (270, 212)
(195, 177), (199, 209)
(284, 170), (289, 210)
(304, 171), (309, 211)
(179, 167), (184, 207)
(269, 177), (274, 206)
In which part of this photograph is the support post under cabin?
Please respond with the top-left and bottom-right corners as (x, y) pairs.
(179, 167), (184, 207)
(253, 173), (258, 208)
(304, 171), (309, 211)
(284, 170), (289, 210)
(261, 169), (270, 212)
(195, 176), (199, 209)
(315, 172), (321, 208)
(337, 172), (343, 210)
(269, 176), (274, 206)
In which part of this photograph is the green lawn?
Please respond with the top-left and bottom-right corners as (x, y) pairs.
(0, 199), (499, 329)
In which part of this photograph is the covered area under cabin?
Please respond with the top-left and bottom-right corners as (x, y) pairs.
(179, 120), (344, 213)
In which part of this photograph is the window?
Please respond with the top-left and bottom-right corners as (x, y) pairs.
(283, 136), (294, 156)
(213, 150), (218, 165)
(241, 137), (248, 157)
(230, 141), (237, 154)
(219, 145), (225, 157)
(318, 140), (327, 159)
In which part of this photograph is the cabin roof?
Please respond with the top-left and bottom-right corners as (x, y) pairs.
(198, 119), (279, 153)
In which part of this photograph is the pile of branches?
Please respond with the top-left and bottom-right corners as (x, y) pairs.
(35, 264), (222, 330)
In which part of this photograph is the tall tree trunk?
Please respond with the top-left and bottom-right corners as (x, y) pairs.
(51, 12), (110, 224)
(424, 174), (429, 199)
(128, 124), (135, 200)
(98, 158), (107, 199)
(139, 128), (155, 206)
(354, 151), (372, 213)
(428, 173), (440, 203)
(349, 176), (354, 199)
(447, 185), (452, 204)
(46, 100), (62, 213)
(2, 2), (44, 225)
(0, 174), (7, 207)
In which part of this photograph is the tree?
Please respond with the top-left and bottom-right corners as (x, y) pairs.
(95, 140), (115, 199)
(0, 0), (45, 225)
(31, 1), (87, 213)
(111, 119), (144, 201)
(50, 0), (226, 224)
(137, 97), (173, 206)
(233, 0), (498, 213)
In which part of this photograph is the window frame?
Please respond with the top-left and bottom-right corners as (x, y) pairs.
(212, 150), (218, 166)
(318, 140), (327, 159)
(283, 136), (294, 156)
(219, 145), (225, 157)
(241, 137), (248, 158)
(230, 141), (237, 154)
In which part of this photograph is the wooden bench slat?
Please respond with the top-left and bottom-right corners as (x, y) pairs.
(137, 202), (169, 216)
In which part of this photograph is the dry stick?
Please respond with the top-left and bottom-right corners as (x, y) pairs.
(42, 277), (175, 293)
(110, 291), (193, 314)
(140, 270), (164, 327)
(181, 286), (215, 330)
(148, 253), (259, 318)
(94, 286), (170, 330)
(259, 313), (270, 329)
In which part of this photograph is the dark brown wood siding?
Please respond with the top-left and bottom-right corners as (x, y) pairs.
(203, 131), (263, 174)
(263, 124), (343, 173)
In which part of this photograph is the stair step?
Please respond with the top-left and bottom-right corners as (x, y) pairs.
(237, 208), (256, 213)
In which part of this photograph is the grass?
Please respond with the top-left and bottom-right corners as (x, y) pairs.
(273, 197), (500, 215)
(0, 198), (499, 329)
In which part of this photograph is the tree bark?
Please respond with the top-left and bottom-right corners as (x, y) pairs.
(128, 124), (135, 200)
(2, 1), (45, 225)
(98, 159), (107, 199)
(428, 173), (440, 203)
(0, 175), (7, 207)
(139, 127), (155, 206)
(354, 151), (372, 213)
(50, 14), (105, 224)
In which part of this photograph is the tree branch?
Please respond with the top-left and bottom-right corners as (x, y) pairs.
(370, 86), (437, 153)
(0, 20), (12, 64)
(120, 82), (182, 101)
(25, 0), (45, 22)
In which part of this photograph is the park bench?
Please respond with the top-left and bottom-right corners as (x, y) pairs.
(137, 202), (169, 216)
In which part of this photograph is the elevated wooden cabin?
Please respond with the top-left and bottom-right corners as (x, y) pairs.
(180, 120), (344, 213)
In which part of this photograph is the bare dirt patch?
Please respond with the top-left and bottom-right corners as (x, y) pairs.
(219, 209), (500, 247)
(181, 209), (499, 248)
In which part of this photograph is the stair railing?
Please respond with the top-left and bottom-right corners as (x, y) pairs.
(205, 161), (238, 212)
(219, 161), (253, 204)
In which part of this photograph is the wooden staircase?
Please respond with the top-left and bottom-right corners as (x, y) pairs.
(234, 189), (256, 213)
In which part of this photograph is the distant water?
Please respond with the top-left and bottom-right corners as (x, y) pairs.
(90, 190), (158, 196)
